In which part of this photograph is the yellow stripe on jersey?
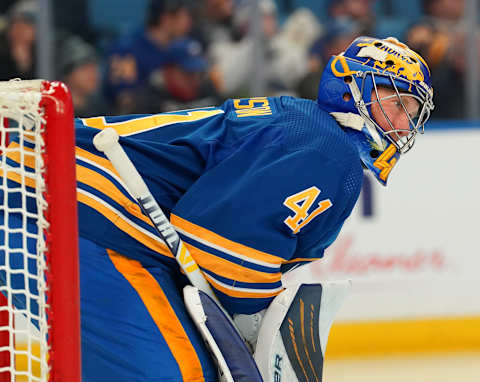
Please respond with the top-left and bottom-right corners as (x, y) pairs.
(5, 142), (37, 168)
(75, 150), (172, 257)
(75, 164), (149, 223)
(184, 242), (281, 284)
(76, 146), (118, 174)
(0, 168), (37, 188)
(108, 251), (205, 382)
(0, 142), (37, 188)
(81, 109), (224, 136)
(171, 214), (284, 267)
(77, 146), (147, 222)
(77, 191), (172, 257)
(77, 147), (161, 235)
(203, 272), (283, 299)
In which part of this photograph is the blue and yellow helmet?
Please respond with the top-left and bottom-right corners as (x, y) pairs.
(318, 36), (434, 185)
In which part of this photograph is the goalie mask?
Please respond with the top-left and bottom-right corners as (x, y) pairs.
(317, 36), (434, 185)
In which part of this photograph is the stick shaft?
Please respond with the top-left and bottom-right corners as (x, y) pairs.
(93, 128), (219, 302)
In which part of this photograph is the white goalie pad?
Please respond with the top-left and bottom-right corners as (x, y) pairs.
(253, 280), (351, 381)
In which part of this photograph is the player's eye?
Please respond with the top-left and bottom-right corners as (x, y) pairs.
(397, 99), (419, 120)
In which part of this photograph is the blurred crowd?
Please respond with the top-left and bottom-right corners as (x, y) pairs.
(0, 0), (474, 119)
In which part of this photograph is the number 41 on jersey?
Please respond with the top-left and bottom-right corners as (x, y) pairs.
(283, 186), (332, 234)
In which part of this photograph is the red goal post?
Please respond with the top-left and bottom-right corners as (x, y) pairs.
(0, 80), (81, 381)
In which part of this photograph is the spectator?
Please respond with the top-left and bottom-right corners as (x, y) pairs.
(0, 0), (37, 81)
(297, 17), (362, 100)
(422, 0), (464, 25)
(373, 0), (422, 38)
(53, 0), (96, 46)
(208, 0), (280, 96)
(405, 21), (450, 73)
(142, 38), (221, 112)
(210, 1), (320, 97)
(268, 7), (321, 91)
(405, 0), (472, 118)
(103, 0), (193, 114)
(58, 36), (108, 117)
(328, 0), (376, 36)
(191, 0), (238, 49)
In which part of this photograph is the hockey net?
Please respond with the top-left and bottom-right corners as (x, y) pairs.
(0, 80), (80, 381)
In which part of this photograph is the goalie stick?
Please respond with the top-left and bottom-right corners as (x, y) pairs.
(93, 127), (219, 302)
(93, 128), (263, 381)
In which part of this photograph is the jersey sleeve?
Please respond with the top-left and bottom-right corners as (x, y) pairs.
(170, 141), (363, 315)
(73, 109), (228, 266)
(73, 115), (213, 266)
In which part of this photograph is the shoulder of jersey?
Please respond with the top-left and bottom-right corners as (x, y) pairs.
(273, 96), (360, 159)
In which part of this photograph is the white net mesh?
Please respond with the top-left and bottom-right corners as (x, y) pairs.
(0, 80), (50, 381)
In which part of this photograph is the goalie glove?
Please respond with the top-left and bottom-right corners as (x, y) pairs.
(253, 280), (351, 381)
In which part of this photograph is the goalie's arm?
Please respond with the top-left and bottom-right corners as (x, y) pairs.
(93, 128), (257, 380)
(93, 127), (218, 302)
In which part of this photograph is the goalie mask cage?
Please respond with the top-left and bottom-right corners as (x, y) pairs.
(0, 80), (80, 382)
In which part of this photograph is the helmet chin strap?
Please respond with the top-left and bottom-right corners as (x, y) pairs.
(329, 111), (364, 131)
(330, 78), (385, 150)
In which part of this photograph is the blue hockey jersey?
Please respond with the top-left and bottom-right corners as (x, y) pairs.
(1, 96), (363, 314)
(74, 96), (363, 313)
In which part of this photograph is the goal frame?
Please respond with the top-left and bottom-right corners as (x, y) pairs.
(0, 80), (81, 382)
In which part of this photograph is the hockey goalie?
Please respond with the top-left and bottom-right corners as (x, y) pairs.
(0, 35), (433, 381)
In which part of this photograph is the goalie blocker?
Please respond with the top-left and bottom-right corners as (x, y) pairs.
(184, 280), (350, 381)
